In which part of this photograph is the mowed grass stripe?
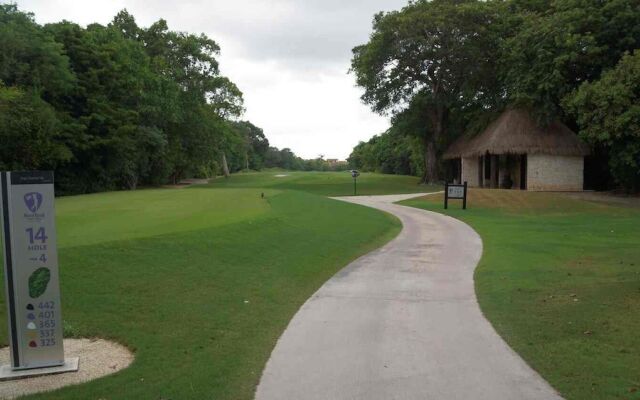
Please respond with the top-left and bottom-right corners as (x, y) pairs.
(0, 188), (400, 399)
(204, 170), (440, 196)
(401, 190), (640, 400)
(55, 188), (277, 247)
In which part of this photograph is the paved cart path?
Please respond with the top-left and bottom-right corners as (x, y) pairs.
(255, 193), (562, 400)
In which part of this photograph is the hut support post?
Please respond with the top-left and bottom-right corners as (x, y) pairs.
(491, 154), (499, 188)
(478, 156), (484, 188)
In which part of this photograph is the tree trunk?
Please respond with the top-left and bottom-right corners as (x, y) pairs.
(170, 171), (179, 185)
(127, 174), (138, 190)
(423, 139), (438, 183)
(421, 105), (447, 183)
(221, 152), (230, 178)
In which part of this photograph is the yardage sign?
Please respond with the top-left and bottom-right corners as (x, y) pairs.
(447, 185), (464, 199)
(1, 171), (64, 370)
(444, 181), (468, 210)
(351, 170), (360, 195)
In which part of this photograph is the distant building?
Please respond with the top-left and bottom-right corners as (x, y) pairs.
(444, 108), (590, 191)
(325, 159), (348, 170)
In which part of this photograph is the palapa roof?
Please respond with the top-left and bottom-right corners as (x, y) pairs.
(443, 108), (590, 159)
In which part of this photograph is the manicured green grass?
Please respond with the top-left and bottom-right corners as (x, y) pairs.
(401, 190), (640, 400)
(56, 188), (276, 247)
(0, 186), (400, 399)
(205, 170), (439, 196)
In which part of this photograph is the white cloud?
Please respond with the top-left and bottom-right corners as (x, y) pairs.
(16, 0), (409, 159)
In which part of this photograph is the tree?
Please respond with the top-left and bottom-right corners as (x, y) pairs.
(0, 4), (344, 192)
(502, 0), (640, 121)
(279, 148), (301, 170)
(0, 4), (75, 101)
(44, 20), (169, 192)
(229, 121), (270, 171)
(564, 51), (640, 192)
(0, 5), (252, 193)
(264, 147), (283, 168)
(134, 16), (244, 182)
(0, 4), (75, 175)
(348, 128), (422, 176)
(351, 0), (504, 182)
(0, 85), (71, 171)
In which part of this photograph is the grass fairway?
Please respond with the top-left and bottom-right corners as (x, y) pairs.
(0, 185), (400, 399)
(401, 190), (640, 400)
(204, 170), (439, 196)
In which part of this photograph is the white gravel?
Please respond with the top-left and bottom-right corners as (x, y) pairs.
(0, 338), (133, 399)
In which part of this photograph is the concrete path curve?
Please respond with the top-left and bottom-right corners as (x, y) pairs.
(255, 193), (562, 400)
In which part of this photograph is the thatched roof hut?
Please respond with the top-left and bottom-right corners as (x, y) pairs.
(443, 108), (589, 159)
(444, 108), (589, 191)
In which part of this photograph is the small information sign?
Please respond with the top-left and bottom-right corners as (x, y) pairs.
(1, 171), (65, 370)
(445, 181), (468, 210)
(351, 170), (360, 195)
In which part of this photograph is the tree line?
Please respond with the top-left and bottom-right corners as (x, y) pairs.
(350, 0), (640, 192)
(0, 5), (312, 194)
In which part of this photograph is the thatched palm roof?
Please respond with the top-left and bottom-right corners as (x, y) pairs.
(443, 108), (590, 159)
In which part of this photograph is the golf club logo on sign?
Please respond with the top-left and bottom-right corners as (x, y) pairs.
(24, 192), (43, 213)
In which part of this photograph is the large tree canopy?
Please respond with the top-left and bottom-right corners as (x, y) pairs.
(351, 0), (505, 182)
(0, 5), (259, 194)
(503, 0), (640, 121)
(0, 4), (75, 99)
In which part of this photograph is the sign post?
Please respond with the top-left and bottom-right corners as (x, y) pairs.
(0, 171), (77, 379)
(351, 170), (360, 196)
(444, 181), (468, 210)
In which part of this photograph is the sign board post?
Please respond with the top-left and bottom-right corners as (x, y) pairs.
(444, 181), (468, 210)
(0, 171), (77, 378)
(351, 170), (360, 196)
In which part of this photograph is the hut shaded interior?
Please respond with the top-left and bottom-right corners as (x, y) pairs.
(444, 109), (590, 191)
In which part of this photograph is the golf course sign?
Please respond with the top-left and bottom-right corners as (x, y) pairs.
(445, 182), (467, 210)
(1, 171), (65, 370)
(351, 170), (360, 195)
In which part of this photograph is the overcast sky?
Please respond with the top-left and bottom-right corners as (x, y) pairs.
(16, 0), (409, 159)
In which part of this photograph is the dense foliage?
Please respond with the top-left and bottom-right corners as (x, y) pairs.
(262, 148), (349, 172)
(348, 129), (423, 176)
(351, 0), (640, 191)
(0, 5), (306, 194)
(565, 51), (640, 191)
(503, 0), (640, 121)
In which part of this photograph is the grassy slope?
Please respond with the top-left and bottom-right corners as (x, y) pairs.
(401, 190), (640, 400)
(56, 188), (277, 247)
(205, 170), (440, 196)
(0, 186), (400, 399)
